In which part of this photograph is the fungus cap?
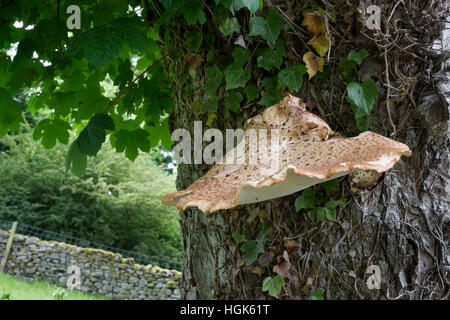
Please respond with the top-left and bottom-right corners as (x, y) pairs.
(162, 95), (411, 214)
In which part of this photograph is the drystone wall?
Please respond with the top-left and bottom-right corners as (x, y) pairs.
(0, 230), (181, 300)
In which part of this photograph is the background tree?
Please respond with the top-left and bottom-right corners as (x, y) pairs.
(0, 0), (448, 299)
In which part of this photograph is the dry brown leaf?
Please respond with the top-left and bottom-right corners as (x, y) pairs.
(303, 51), (324, 79)
(284, 239), (299, 251)
(301, 13), (326, 36)
(258, 251), (274, 266)
(184, 55), (203, 69)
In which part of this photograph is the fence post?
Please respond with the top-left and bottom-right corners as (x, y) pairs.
(0, 221), (18, 273)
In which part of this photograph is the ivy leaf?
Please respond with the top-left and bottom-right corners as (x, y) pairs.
(202, 96), (220, 113)
(113, 128), (151, 161)
(186, 30), (203, 51)
(309, 288), (325, 300)
(219, 17), (240, 36)
(348, 49), (368, 65)
(303, 51), (324, 79)
(225, 63), (251, 90)
(277, 64), (307, 91)
(249, 9), (284, 48)
(244, 84), (259, 102)
(65, 140), (87, 177)
(321, 179), (339, 194)
(232, 48), (251, 66)
(224, 92), (243, 113)
(233, 0), (260, 14)
(232, 232), (246, 244)
(183, 4), (206, 25)
(204, 65), (223, 97)
(258, 77), (282, 106)
(338, 57), (356, 73)
(262, 275), (285, 297)
(347, 79), (378, 120)
(257, 44), (285, 71)
(77, 113), (115, 156)
(295, 188), (316, 211)
(240, 240), (264, 266)
(308, 34), (330, 57)
(33, 119), (71, 149)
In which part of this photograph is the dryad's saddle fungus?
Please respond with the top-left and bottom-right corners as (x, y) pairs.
(162, 95), (412, 214)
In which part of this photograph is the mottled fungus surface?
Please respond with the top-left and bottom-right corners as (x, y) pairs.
(162, 95), (411, 214)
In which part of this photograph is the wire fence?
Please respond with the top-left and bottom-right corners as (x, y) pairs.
(0, 218), (181, 271)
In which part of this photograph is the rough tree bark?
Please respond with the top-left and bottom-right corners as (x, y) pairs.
(163, 0), (449, 299)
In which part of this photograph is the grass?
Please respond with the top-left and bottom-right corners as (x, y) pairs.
(0, 273), (108, 300)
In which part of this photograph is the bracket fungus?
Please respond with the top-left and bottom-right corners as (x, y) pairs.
(162, 95), (411, 214)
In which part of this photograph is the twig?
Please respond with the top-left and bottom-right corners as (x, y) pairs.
(384, 50), (397, 137)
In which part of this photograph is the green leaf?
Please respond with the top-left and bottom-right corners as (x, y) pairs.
(262, 275), (285, 297)
(224, 92), (243, 113)
(225, 63), (251, 90)
(249, 9), (284, 48)
(65, 141), (87, 177)
(204, 65), (223, 97)
(202, 96), (220, 113)
(277, 64), (307, 91)
(257, 44), (285, 71)
(183, 4), (206, 25)
(338, 57), (356, 73)
(348, 49), (368, 65)
(240, 240), (264, 265)
(233, 0), (260, 14)
(77, 113), (115, 156)
(309, 288), (325, 300)
(33, 119), (71, 149)
(257, 222), (272, 241)
(232, 48), (251, 66)
(347, 79), (378, 116)
(186, 30), (203, 51)
(244, 84), (259, 102)
(113, 128), (151, 161)
(321, 179), (339, 194)
(219, 17), (240, 36)
(67, 18), (147, 67)
(232, 232), (245, 244)
(295, 188), (316, 211)
(0, 88), (23, 137)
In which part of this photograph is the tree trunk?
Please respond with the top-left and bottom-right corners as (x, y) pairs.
(164, 0), (449, 299)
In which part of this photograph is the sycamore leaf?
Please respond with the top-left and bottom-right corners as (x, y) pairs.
(0, 88), (24, 137)
(113, 128), (151, 161)
(303, 51), (324, 79)
(301, 12), (326, 36)
(65, 140), (87, 177)
(225, 63), (251, 90)
(308, 34), (330, 57)
(77, 113), (115, 156)
(33, 119), (71, 149)
(249, 9), (284, 48)
(262, 275), (285, 297)
(277, 64), (307, 91)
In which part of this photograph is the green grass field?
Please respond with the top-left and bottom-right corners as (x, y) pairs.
(0, 273), (108, 300)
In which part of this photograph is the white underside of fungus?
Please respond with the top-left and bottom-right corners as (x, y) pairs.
(162, 95), (412, 214)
